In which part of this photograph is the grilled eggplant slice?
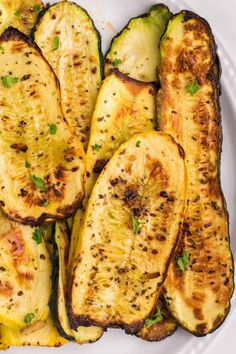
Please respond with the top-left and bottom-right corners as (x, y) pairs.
(0, 0), (43, 35)
(137, 297), (177, 341)
(51, 223), (103, 343)
(0, 315), (68, 347)
(0, 209), (51, 330)
(69, 132), (187, 334)
(0, 27), (85, 226)
(105, 4), (171, 82)
(84, 69), (157, 204)
(34, 1), (103, 150)
(158, 11), (234, 335)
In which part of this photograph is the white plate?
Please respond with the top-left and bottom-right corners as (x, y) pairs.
(7, 0), (236, 353)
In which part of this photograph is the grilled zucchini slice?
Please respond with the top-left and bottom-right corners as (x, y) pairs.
(34, 1), (103, 150)
(84, 69), (157, 205)
(0, 209), (51, 330)
(69, 132), (187, 334)
(51, 223), (103, 343)
(0, 0), (43, 35)
(137, 297), (177, 341)
(158, 11), (234, 335)
(0, 28), (85, 226)
(105, 4), (171, 82)
(0, 315), (67, 347)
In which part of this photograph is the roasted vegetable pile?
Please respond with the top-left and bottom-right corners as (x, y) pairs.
(0, 0), (233, 349)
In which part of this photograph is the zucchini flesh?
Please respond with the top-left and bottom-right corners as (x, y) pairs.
(69, 132), (187, 334)
(34, 1), (102, 150)
(0, 209), (51, 330)
(0, 315), (67, 347)
(158, 11), (234, 335)
(105, 4), (171, 82)
(137, 297), (177, 342)
(51, 223), (103, 343)
(0, 28), (85, 226)
(84, 69), (157, 205)
(0, 0), (43, 35)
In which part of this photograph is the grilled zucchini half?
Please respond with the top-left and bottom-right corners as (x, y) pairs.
(69, 132), (187, 334)
(158, 11), (234, 335)
(34, 1), (103, 150)
(105, 4), (171, 82)
(0, 27), (85, 226)
(0, 209), (51, 330)
(0, 315), (68, 347)
(0, 0), (43, 35)
(51, 223), (103, 343)
(137, 296), (177, 342)
(84, 69), (157, 205)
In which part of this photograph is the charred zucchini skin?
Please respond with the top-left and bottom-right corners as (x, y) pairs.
(50, 224), (74, 341)
(105, 4), (171, 82)
(0, 27), (85, 226)
(33, 1), (104, 150)
(158, 11), (234, 336)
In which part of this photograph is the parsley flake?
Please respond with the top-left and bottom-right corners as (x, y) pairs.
(136, 140), (141, 147)
(31, 175), (47, 191)
(176, 251), (190, 272)
(33, 4), (41, 13)
(112, 58), (122, 66)
(24, 312), (35, 325)
(25, 161), (31, 168)
(92, 144), (101, 151)
(145, 308), (163, 328)
(186, 80), (201, 96)
(52, 36), (60, 51)
(132, 216), (145, 235)
(42, 199), (49, 206)
(14, 9), (22, 17)
(32, 228), (43, 244)
(0, 45), (5, 53)
(48, 123), (57, 135)
(1, 75), (18, 88)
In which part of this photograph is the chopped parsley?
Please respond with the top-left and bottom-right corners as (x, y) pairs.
(25, 161), (31, 168)
(42, 199), (49, 206)
(136, 140), (141, 147)
(132, 216), (145, 235)
(33, 4), (41, 13)
(186, 80), (201, 96)
(32, 228), (43, 244)
(1, 75), (18, 88)
(145, 308), (163, 328)
(14, 9), (22, 18)
(52, 36), (60, 51)
(112, 58), (122, 66)
(24, 312), (35, 325)
(176, 251), (190, 272)
(92, 143), (101, 151)
(31, 175), (47, 191)
(48, 123), (57, 135)
(0, 45), (4, 53)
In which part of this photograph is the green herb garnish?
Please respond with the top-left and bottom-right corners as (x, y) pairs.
(25, 161), (31, 168)
(112, 58), (122, 66)
(145, 308), (163, 328)
(1, 75), (18, 88)
(186, 80), (201, 96)
(42, 199), (49, 206)
(32, 228), (43, 244)
(52, 36), (60, 51)
(14, 9), (22, 17)
(132, 216), (145, 235)
(48, 123), (57, 135)
(136, 140), (141, 147)
(0, 45), (5, 53)
(33, 4), (41, 13)
(31, 175), (47, 191)
(176, 251), (190, 272)
(24, 312), (35, 325)
(92, 144), (101, 151)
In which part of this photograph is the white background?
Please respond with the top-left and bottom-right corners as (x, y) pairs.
(6, 1), (236, 353)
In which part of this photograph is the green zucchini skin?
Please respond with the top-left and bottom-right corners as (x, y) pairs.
(50, 224), (74, 341)
(105, 4), (171, 82)
(158, 10), (234, 336)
